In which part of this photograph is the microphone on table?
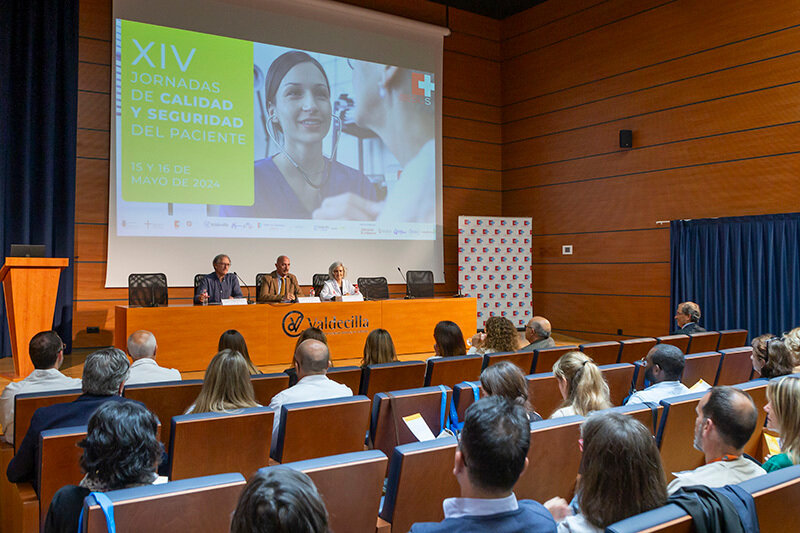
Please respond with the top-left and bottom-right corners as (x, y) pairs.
(233, 272), (253, 304)
(397, 266), (414, 299)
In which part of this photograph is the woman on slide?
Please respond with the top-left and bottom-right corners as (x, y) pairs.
(221, 51), (378, 219)
(319, 261), (359, 300)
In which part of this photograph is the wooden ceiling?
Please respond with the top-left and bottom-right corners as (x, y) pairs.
(430, 0), (547, 19)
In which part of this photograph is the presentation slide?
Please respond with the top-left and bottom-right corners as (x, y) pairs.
(114, 19), (437, 241)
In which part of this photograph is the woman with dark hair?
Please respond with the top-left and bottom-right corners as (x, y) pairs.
(480, 361), (542, 421)
(221, 50), (377, 219)
(432, 320), (467, 358)
(231, 467), (329, 533)
(545, 412), (668, 532)
(187, 349), (260, 414)
(550, 352), (611, 418)
(44, 402), (164, 532)
(751, 334), (796, 378)
(219, 329), (261, 374)
(468, 316), (520, 355)
(361, 328), (398, 367)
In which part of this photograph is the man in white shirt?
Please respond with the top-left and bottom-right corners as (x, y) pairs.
(667, 386), (765, 494)
(125, 330), (181, 386)
(0, 331), (81, 445)
(626, 344), (690, 405)
(269, 339), (352, 453)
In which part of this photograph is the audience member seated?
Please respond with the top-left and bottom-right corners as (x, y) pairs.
(186, 349), (260, 414)
(219, 329), (261, 374)
(409, 396), (556, 532)
(550, 352), (611, 419)
(762, 376), (800, 472)
(125, 330), (181, 385)
(468, 316), (520, 355)
(319, 261), (359, 301)
(625, 344), (689, 405)
(671, 301), (706, 335)
(544, 412), (667, 532)
(519, 316), (556, 352)
(231, 468), (328, 533)
(0, 331), (81, 445)
(194, 253), (243, 304)
(751, 334), (796, 378)
(268, 340), (352, 453)
(43, 402), (165, 533)
(361, 328), (398, 367)
(480, 361), (542, 421)
(667, 386), (764, 494)
(259, 255), (302, 303)
(432, 320), (467, 359)
(784, 326), (800, 371)
(7, 348), (133, 491)
(285, 328), (329, 385)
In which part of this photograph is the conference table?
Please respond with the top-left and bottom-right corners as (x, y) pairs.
(115, 297), (477, 372)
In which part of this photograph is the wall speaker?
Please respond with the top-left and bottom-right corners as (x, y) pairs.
(619, 129), (633, 148)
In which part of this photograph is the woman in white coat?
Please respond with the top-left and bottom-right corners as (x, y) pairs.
(319, 261), (359, 301)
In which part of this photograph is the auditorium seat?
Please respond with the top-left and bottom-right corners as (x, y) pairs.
(250, 372), (289, 405)
(526, 372), (563, 419)
(13, 388), (82, 451)
(272, 395), (371, 463)
(37, 425), (87, 528)
(599, 363), (636, 406)
(359, 361), (426, 399)
(452, 381), (481, 421)
(531, 345), (578, 373)
(124, 379), (203, 447)
(617, 337), (657, 364)
(607, 403), (660, 434)
(686, 331), (720, 354)
(370, 386), (451, 459)
(717, 328), (748, 350)
(278, 450), (388, 533)
(579, 341), (621, 366)
(81, 473), (246, 532)
(680, 351), (722, 387)
(716, 347), (755, 385)
(655, 391), (707, 480)
(733, 379), (769, 459)
(517, 415), (583, 503)
(481, 351), (534, 373)
(326, 365), (363, 393)
(168, 407), (274, 480)
(631, 360), (646, 391)
(379, 436), (459, 533)
(605, 503), (692, 532)
(740, 464), (800, 532)
(656, 335), (690, 353)
(423, 355), (483, 389)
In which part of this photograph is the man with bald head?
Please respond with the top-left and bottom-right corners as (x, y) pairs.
(125, 330), (181, 385)
(519, 316), (555, 352)
(672, 301), (706, 335)
(667, 386), (764, 494)
(259, 255), (302, 303)
(268, 339), (352, 452)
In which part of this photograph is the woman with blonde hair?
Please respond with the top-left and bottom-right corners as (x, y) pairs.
(468, 316), (520, 355)
(762, 376), (800, 472)
(550, 351), (611, 418)
(218, 329), (261, 374)
(188, 349), (260, 414)
(361, 328), (397, 367)
(783, 326), (800, 372)
(480, 361), (542, 421)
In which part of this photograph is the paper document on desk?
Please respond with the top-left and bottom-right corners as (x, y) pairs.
(403, 413), (436, 442)
(221, 298), (248, 306)
(688, 379), (712, 392)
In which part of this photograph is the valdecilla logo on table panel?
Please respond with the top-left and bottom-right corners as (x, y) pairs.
(281, 310), (370, 337)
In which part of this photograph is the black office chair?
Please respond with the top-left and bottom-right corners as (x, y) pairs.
(406, 270), (434, 298)
(255, 273), (267, 299)
(357, 277), (389, 300)
(312, 273), (329, 296)
(193, 274), (205, 290)
(128, 273), (168, 307)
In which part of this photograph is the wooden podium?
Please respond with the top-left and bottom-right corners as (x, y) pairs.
(0, 257), (69, 379)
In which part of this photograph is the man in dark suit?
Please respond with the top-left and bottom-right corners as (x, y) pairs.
(194, 253), (243, 304)
(258, 255), (302, 302)
(672, 301), (707, 335)
(6, 348), (134, 492)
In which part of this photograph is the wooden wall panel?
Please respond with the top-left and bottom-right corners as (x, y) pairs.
(72, 1), (503, 347)
(503, 0), (800, 340)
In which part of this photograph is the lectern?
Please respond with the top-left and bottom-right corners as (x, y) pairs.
(0, 257), (69, 378)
